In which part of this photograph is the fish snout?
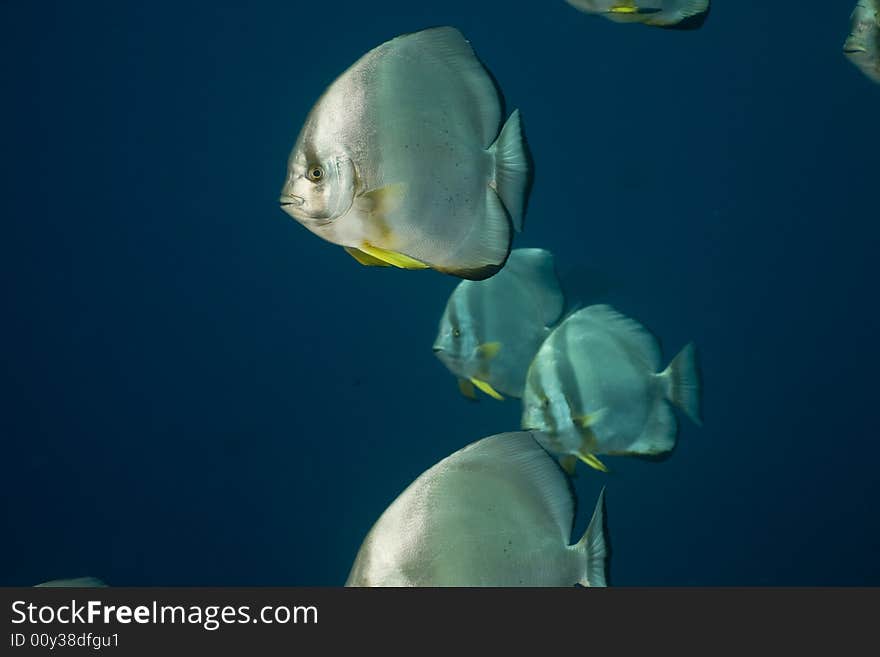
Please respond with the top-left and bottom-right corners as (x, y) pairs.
(279, 194), (305, 207)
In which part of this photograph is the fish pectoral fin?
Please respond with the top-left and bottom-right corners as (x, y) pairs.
(358, 243), (429, 270)
(359, 183), (407, 223)
(576, 451), (610, 473)
(475, 342), (502, 360)
(572, 408), (608, 429)
(559, 455), (578, 477)
(344, 246), (392, 267)
(457, 378), (478, 401)
(469, 377), (504, 401)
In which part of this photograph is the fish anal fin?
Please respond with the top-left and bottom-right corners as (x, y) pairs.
(457, 378), (478, 401)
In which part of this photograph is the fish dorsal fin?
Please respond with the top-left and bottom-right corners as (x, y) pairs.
(503, 249), (565, 326)
(386, 27), (501, 149)
(453, 432), (576, 542)
(579, 304), (661, 371)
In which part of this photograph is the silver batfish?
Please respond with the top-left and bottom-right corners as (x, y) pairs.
(565, 0), (711, 30)
(346, 432), (608, 587)
(433, 248), (565, 400)
(522, 305), (702, 474)
(280, 27), (531, 281)
(844, 1), (880, 84)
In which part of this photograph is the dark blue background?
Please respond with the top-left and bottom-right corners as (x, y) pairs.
(2, 0), (877, 586)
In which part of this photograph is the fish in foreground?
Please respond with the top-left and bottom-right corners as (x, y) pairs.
(844, 1), (880, 84)
(280, 26), (531, 281)
(433, 248), (565, 401)
(346, 432), (608, 587)
(34, 577), (107, 587)
(522, 304), (702, 474)
(565, 0), (711, 30)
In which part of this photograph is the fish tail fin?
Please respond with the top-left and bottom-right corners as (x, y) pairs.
(576, 487), (608, 587)
(489, 108), (532, 232)
(660, 342), (703, 427)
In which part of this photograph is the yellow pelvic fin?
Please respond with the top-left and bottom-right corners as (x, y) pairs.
(607, 1), (661, 14)
(470, 377), (504, 401)
(358, 243), (429, 270)
(476, 342), (502, 360)
(576, 451), (609, 473)
(344, 246), (391, 267)
(457, 378), (478, 401)
(559, 455), (578, 477)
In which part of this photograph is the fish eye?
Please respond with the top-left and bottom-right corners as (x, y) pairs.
(452, 328), (461, 338)
(307, 166), (325, 182)
(541, 397), (550, 408)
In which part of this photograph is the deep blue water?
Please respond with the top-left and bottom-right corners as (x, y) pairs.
(1, 0), (878, 586)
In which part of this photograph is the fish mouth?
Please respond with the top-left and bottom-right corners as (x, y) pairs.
(279, 197), (334, 227)
(432, 346), (442, 353)
(279, 194), (305, 207)
(843, 45), (867, 54)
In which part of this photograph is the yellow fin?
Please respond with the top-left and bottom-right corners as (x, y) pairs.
(559, 455), (578, 476)
(359, 243), (429, 270)
(470, 377), (504, 401)
(476, 342), (502, 360)
(576, 452), (609, 473)
(457, 378), (478, 401)
(572, 408), (608, 429)
(361, 183), (407, 225)
(344, 246), (391, 267)
(607, 1), (661, 14)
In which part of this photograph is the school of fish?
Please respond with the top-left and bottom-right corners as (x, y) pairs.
(33, 1), (875, 590)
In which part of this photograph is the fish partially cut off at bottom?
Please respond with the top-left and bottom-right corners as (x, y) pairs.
(34, 577), (108, 588)
(577, 487), (608, 587)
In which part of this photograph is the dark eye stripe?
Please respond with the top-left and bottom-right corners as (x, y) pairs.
(553, 319), (581, 415)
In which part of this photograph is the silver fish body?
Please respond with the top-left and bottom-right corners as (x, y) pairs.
(346, 432), (608, 587)
(433, 248), (565, 399)
(565, 0), (711, 30)
(522, 305), (702, 471)
(280, 27), (531, 280)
